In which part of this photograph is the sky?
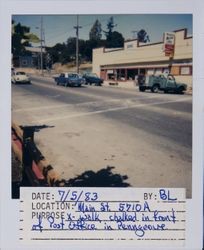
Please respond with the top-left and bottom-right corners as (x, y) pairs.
(12, 14), (192, 47)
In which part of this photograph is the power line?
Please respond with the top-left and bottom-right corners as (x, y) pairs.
(41, 15), (121, 46)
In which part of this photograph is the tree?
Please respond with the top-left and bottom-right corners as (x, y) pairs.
(12, 22), (30, 57)
(89, 19), (102, 41)
(47, 43), (67, 64)
(103, 16), (124, 48)
(106, 31), (124, 48)
(106, 16), (117, 35)
(12, 21), (40, 57)
(137, 29), (150, 43)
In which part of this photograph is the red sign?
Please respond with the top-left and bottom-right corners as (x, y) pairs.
(164, 32), (175, 57)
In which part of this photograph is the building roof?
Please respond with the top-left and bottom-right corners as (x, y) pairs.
(25, 46), (46, 53)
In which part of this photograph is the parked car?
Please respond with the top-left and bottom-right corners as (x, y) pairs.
(138, 74), (187, 94)
(12, 71), (31, 84)
(82, 73), (103, 86)
(54, 72), (85, 87)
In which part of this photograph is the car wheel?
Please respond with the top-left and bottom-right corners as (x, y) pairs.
(139, 86), (145, 92)
(151, 84), (159, 93)
(177, 87), (184, 94)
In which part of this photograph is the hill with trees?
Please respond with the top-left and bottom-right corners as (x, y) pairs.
(12, 16), (150, 69)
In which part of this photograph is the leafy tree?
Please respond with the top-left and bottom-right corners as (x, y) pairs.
(47, 38), (86, 64)
(137, 29), (150, 43)
(89, 19), (102, 40)
(103, 16), (124, 48)
(12, 22), (30, 56)
(47, 43), (67, 64)
(14, 22), (30, 37)
(84, 39), (98, 61)
(106, 31), (124, 48)
(12, 21), (40, 57)
(106, 16), (117, 35)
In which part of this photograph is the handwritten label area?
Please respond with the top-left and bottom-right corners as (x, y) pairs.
(19, 188), (185, 246)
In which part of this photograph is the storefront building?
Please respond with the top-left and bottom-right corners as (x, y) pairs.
(92, 29), (192, 88)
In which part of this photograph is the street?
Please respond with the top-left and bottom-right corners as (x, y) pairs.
(12, 75), (192, 197)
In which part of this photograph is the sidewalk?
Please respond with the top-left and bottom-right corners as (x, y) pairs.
(103, 80), (192, 95)
(103, 80), (137, 89)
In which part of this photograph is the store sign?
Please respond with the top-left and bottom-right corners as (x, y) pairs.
(164, 32), (175, 57)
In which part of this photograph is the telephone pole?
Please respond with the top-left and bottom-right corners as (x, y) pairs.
(74, 15), (82, 73)
(40, 16), (43, 75)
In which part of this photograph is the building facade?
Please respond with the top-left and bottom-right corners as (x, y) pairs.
(92, 29), (192, 88)
(12, 46), (46, 69)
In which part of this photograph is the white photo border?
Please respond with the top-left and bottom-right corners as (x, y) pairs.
(0, 0), (203, 249)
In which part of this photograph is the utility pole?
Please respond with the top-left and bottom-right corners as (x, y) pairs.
(74, 15), (82, 73)
(40, 16), (43, 75)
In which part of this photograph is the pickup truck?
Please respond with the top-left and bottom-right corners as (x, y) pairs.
(54, 72), (85, 87)
(138, 74), (187, 94)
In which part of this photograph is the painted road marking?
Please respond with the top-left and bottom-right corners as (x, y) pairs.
(36, 97), (192, 123)
(12, 95), (182, 113)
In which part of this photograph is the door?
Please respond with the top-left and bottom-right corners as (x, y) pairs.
(166, 75), (177, 90)
(59, 73), (66, 85)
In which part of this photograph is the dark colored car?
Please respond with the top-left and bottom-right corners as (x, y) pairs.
(83, 73), (103, 86)
(54, 72), (85, 87)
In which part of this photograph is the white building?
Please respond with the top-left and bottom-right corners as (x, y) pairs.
(93, 29), (192, 88)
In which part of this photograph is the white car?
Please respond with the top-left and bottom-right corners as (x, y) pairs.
(12, 71), (31, 84)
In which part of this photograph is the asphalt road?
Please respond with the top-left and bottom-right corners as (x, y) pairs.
(12, 75), (192, 197)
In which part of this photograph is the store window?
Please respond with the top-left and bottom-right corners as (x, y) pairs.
(127, 69), (138, 80)
(107, 69), (115, 80)
(155, 68), (163, 75)
(116, 69), (126, 81)
(171, 66), (180, 75)
(147, 68), (155, 75)
(180, 66), (191, 75)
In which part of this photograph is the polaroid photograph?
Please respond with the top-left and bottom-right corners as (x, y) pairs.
(0, 0), (203, 249)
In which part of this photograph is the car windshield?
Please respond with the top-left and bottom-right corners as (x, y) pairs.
(16, 72), (26, 75)
(168, 75), (175, 81)
(68, 73), (79, 78)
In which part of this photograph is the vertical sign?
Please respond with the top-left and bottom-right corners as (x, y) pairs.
(164, 32), (175, 57)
